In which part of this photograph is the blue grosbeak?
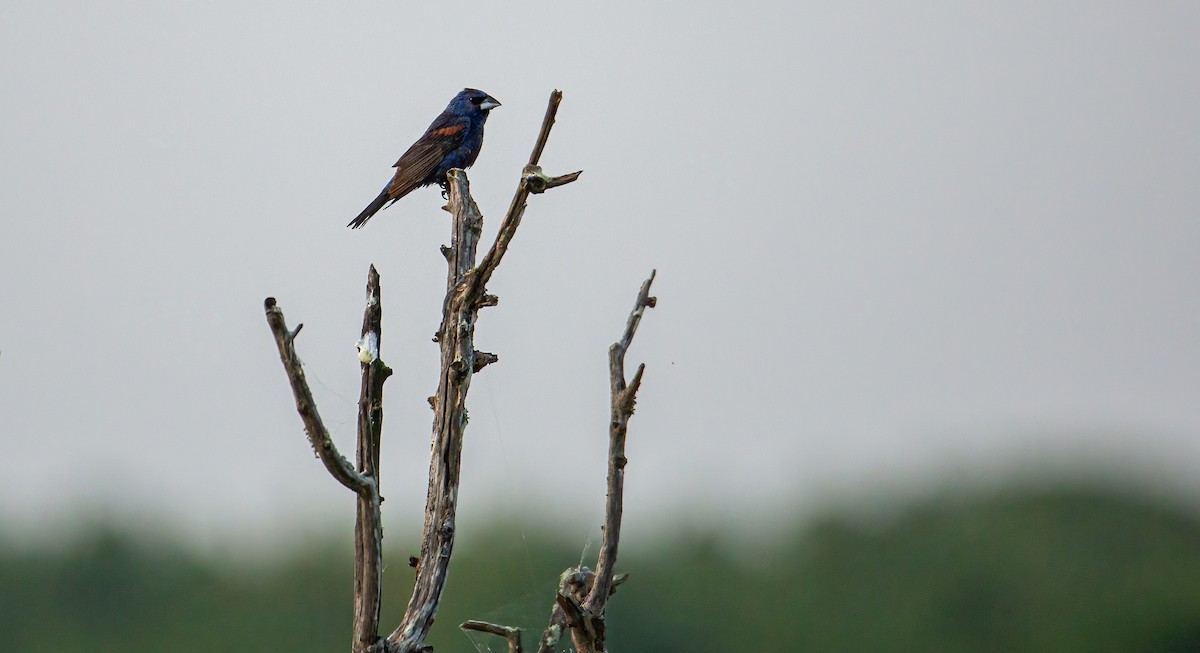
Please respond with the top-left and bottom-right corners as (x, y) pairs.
(348, 88), (501, 228)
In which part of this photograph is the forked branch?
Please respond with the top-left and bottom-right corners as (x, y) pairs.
(264, 267), (392, 653)
(590, 270), (656, 609)
(388, 90), (581, 653)
(471, 90), (582, 298)
(267, 89), (597, 653)
(552, 271), (657, 653)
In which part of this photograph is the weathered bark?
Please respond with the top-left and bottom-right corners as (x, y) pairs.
(352, 266), (389, 652)
(386, 170), (483, 650)
(461, 620), (523, 653)
(559, 272), (656, 653)
(266, 90), (656, 653)
(263, 267), (392, 653)
(387, 89), (582, 653)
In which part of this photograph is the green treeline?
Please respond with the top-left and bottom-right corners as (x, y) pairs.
(3, 484), (1200, 652)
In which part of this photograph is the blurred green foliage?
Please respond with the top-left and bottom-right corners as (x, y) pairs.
(3, 484), (1200, 652)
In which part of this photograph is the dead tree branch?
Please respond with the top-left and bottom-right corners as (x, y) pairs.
(267, 89), (601, 653)
(264, 267), (393, 653)
(472, 90), (581, 296)
(263, 298), (372, 496)
(535, 569), (629, 653)
(537, 567), (591, 653)
(386, 169), (482, 651)
(460, 621), (523, 653)
(352, 266), (391, 652)
(590, 270), (656, 608)
(551, 271), (656, 653)
(387, 90), (580, 653)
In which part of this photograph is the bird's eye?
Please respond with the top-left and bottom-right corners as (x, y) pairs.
(469, 96), (483, 104)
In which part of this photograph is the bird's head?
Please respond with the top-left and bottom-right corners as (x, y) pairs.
(452, 88), (501, 115)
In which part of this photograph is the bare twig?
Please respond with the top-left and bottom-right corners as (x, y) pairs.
(527, 90), (561, 166)
(461, 620), (523, 653)
(264, 297), (371, 496)
(473, 351), (500, 372)
(522, 165), (583, 194)
(471, 90), (582, 299)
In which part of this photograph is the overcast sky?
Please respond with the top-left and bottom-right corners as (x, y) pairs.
(1, 1), (1197, 548)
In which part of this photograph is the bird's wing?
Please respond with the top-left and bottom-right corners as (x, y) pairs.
(385, 118), (469, 200)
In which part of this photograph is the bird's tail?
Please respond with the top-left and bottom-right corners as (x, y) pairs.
(347, 190), (390, 229)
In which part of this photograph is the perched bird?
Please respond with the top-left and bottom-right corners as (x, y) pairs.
(348, 88), (501, 228)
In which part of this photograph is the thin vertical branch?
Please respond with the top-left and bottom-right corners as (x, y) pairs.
(588, 270), (656, 610)
(557, 271), (657, 653)
(527, 90), (561, 166)
(353, 266), (391, 653)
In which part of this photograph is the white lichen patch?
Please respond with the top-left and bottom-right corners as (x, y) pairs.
(356, 331), (379, 363)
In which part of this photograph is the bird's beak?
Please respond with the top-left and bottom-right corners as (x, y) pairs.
(480, 96), (501, 111)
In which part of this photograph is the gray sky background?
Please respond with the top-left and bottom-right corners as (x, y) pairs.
(1, 1), (1197, 550)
